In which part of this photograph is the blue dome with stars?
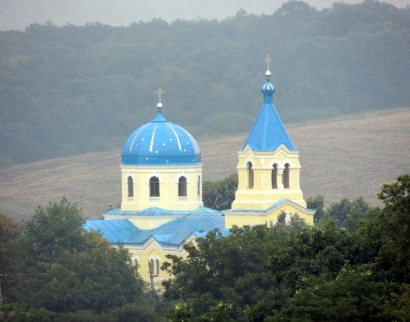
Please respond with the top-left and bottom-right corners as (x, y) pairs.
(122, 107), (201, 166)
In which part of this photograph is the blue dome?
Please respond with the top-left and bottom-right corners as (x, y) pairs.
(261, 79), (275, 95)
(122, 109), (201, 165)
(261, 78), (276, 105)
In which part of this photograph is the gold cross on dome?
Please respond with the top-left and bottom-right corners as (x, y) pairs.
(156, 87), (165, 103)
(265, 54), (272, 71)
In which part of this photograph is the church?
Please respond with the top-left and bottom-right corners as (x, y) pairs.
(85, 56), (314, 285)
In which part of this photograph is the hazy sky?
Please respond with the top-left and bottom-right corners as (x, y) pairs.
(1, 0), (409, 30)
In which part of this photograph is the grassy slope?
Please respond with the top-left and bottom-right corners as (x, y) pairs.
(1, 108), (409, 221)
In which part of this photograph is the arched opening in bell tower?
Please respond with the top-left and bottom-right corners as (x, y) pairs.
(283, 163), (290, 189)
(247, 162), (254, 189)
(271, 163), (278, 189)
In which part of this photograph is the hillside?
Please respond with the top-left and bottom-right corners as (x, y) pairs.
(1, 108), (409, 221)
(1, 1), (409, 167)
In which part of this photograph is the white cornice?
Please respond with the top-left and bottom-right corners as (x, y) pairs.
(225, 199), (315, 216)
(238, 144), (300, 155)
(110, 233), (199, 256)
(234, 189), (304, 195)
(121, 163), (203, 170)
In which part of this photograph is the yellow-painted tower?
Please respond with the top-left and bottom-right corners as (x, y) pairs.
(226, 56), (314, 227)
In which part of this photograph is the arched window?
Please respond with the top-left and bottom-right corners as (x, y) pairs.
(127, 176), (133, 197)
(272, 164), (278, 189)
(178, 176), (187, 197)
(134, 259), (138, 270)
(149, 176), (160, 197)
(283, 163), (290, 189)
(156, 259), (160, 274)
(197, 175), (201, 197)
(149, 259), (154, 275)
(247, 162), (254, 189)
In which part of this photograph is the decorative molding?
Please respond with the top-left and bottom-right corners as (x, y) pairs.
(175, 172), (191, 183)
(146, 172), (163, 183)
(121, 163), (203, 170)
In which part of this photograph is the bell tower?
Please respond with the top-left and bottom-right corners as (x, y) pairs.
(226, 56), (314, 227)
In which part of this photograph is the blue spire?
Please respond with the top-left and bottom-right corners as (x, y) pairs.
(152, 105), (167, 122)
(242, 67), (296, 151)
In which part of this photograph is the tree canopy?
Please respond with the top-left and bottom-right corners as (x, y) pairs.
(1, 175), (409, 320)
(162, 174), (410, 321)
(0, 198), (158, 320)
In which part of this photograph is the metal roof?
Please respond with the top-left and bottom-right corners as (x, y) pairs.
(84, 213), (227, 247)
(122, 109), (201, 166)
(85, 219), (140, 244)
(242, 78), (296, 152)
(104, 206), (221, 217)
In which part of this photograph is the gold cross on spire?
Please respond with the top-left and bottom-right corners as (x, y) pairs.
(265, 54), (272, 71)
(156, 87), (165, 103)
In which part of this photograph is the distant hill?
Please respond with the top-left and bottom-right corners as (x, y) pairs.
(1, 1), (409, 167)
(1, 108), (409, 222)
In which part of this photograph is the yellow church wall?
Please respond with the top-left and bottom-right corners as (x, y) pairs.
(120, 235), (195, 287)
(121, 164), (203, 212)
(232, 146), (307, 210)
(225, 202), (314, 229)
(232, 190), (306, 210)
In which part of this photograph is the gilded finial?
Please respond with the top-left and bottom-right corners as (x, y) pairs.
(155, 87), (165, 109)
(265, 54), (272, 71)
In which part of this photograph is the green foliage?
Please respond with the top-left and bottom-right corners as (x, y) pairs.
(266, 266), (409, 322)
(261, 174), (410, 321)
(0, 303), (51, 322)
(162, 215), (308, 321)
(306, 195), (324, 223)
(10, 198), (144, 314)
(164, 175), (410, 321)
(54, 310), (112, 322)
(267, 220), (352, 295)
(202, 173), (237, 210)
(54, 301), (164, 322)
(1, 1), (409, 165)
(0, 214), (22, 301)
(198, 302), (235, 322)
(364, 174), (410, 284)
(321, 196), (374, 230)
(14, 197), (87, 264)
(378, 173), (410, 214)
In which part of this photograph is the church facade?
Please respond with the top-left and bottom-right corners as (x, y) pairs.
(85, 57), (314, 285)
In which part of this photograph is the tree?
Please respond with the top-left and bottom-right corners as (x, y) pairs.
(378, 174), (410, 215)
(323, 196), (373, 230)
(343, 196), (374, 232)
(260, 174), (410, 321)
(163, 176), (410, 322)
(13, 197), (87, 265)
(0, 213), (22, 301)
(306, 195), (324, 224)
(11, 198), (144, 313)
(162, 215), (308, 321)
(324, 197), (352, 227)
(266, 266), (409, 322)
(163, 226), (276, 320)
(202, 173), (238, 210)
(368, 174), (410, 284)
(266, 220), (352, 296)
